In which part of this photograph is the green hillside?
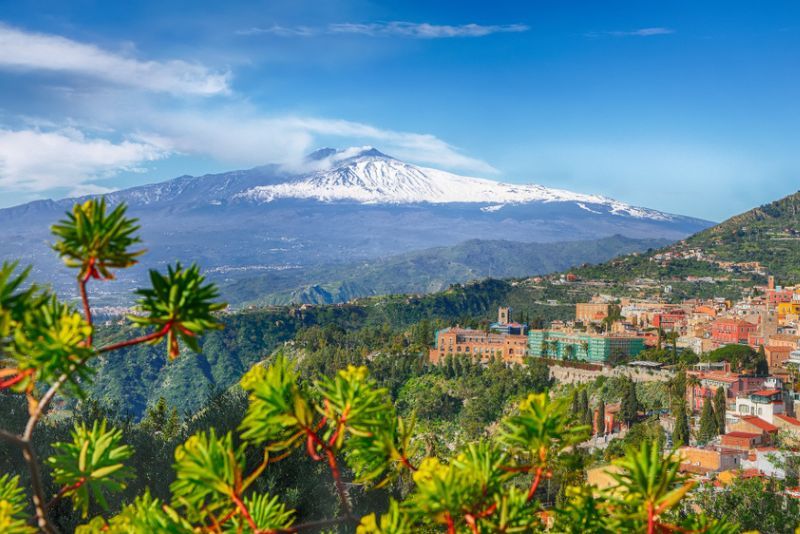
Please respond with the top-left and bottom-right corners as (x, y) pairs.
(567, 191), (800, 290)
(684, 190), (800, 280)
(220, 235), (670, 306)
(88, 278), (584, 417)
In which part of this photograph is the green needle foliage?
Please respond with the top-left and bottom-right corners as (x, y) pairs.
(51, 198), (144, 280)
(129, 263), (226, 358)
(170, 429), (247, 523)
(75, 490), (192, 534)
(46, 420), (133, 518)
(8, 297), (94, 395)
(609, 442), (694, 532)
(0, 474), (35, 534)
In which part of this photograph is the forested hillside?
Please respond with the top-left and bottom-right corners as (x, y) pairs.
(219, 235), (670, 306)
(87, 279), (580, 416)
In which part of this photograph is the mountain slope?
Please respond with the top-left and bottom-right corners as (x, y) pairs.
(0, 147), (712, 306)
(567, 190), (800, 290)
(220, 235), (671, 306)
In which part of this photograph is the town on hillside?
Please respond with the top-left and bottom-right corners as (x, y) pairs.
(429, 273), (800, 489)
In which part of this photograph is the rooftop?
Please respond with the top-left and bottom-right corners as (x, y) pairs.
(775, 414), (800, 427)
(738, 416), (778, 432)
(722, 431), (761, 439)
(751, 389), (782, 396)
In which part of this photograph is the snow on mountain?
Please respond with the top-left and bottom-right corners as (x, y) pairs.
(237, 147), (671, 221)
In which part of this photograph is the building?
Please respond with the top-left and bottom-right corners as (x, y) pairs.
(741, 447), (789, 479)
(652, 310), (687, 334)
(686, 366), (769, 413)
(721, 431), (763, 451)
(730, 415), (779, 443)
(489, 306), (528, 335)
(773, 414), (800, 446)
(429, 327), (528, 365)
(575, 303), (610, 324)
(711, 318), (757, 344)
(677, 446), (744, 474)
(734, 389), (785, 423)
(765, 345), (793, 368)
(528, 330), (645, 363)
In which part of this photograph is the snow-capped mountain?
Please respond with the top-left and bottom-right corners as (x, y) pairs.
(0, 147), (713, 306)
(236, 147), (669, 220)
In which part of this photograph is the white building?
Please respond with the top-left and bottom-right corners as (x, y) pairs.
(734, 389), (785, 424)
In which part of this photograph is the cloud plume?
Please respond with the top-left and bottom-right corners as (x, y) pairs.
(0, 24), (230, 95)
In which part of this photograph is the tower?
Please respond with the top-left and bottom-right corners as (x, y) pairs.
(498, 306), (511, 325)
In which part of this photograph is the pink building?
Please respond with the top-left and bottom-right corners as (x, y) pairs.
(687, 369), (770, 413)
(711, 318), (757, 345)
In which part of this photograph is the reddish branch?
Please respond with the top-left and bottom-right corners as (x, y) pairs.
(230, 491), (258, 531)
(399, 454), (418, 472)
(302, 422), (352, 518)
(526, 466), (545, 502)
(444, 512), (456, 534)
(47, 477), (87, 510)
(0, 369), (32, 389)
(98, 321), (173, 353)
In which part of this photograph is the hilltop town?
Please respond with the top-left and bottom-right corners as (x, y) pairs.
(428, 271), (800, 492)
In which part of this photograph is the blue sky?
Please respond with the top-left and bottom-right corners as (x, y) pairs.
(0, 0), (799, 220)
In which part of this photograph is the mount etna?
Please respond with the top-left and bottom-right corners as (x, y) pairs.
(0, 147), (712, 306)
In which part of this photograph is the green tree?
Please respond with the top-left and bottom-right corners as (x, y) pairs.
(620, 378), (639, 427)
(687, 476), (799, 534)
(713, 387), (727, 434)
(580, 389), (592, 428)
(755, 345), (769, 376)
(673, 401), (690, 447)
(140, 397), (181, 441)
(696, 398), (717, 444)
(596, 399), (606, 436)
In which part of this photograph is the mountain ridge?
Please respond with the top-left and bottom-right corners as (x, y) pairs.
(0, 147), (713, 306)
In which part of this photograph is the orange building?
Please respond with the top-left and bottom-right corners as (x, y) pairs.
(575, 303), (609, 323)
(429, 327), (528, 365)
(721, 431), (762, 451)
(764, 345), (792, 368)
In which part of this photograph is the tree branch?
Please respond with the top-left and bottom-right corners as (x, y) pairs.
(97, 322), (172, 354)
(0, 428), (26, 447)
(79, 277), (93, 346)
(21, 440), (56, 533)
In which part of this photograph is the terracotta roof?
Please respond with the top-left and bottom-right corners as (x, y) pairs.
(679, 463), (714, 474)
(738, 416), (778, 432)
(775, 414), (800, 427)
(738, 468), (765, 479)
(722, 431), (760, 439)
(751, 389), (782, 396)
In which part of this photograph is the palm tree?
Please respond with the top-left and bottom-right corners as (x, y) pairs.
(580, 340), (590, 359)
(565, 344), (576, 361)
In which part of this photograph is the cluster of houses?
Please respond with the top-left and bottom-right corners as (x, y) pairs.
(429, 275), (800, 488)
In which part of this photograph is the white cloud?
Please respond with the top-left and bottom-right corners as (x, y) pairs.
(135, 111), (498, 175)
(587, 27), (674, 38)
(238, 21), (529, 39)
(236, 25), (317, 37)
(0, 24), (230, 96)
(0, 128), (168, 192)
